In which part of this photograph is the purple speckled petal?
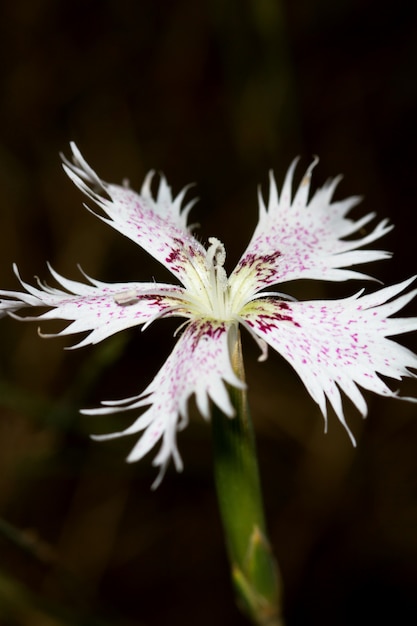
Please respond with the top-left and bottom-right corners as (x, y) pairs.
(83, 319), (244, 487)
(240, 277), (417, 441)
(62, 143), (207, 288)
(231, 159), (393, 296)
(0, 264), (186, 348)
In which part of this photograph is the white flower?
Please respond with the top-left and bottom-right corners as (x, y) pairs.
(1, 143), (416, 486)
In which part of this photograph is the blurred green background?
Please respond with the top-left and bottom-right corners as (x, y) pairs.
(0, 1), (416, 624)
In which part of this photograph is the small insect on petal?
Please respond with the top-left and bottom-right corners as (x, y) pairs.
(113, 289), (139, 306)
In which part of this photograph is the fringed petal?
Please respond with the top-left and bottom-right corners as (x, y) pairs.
(62, 143), (207, 287)
(230, 159), (392, 299)
(240, 278), (417, 442)
(0, 265), (186, 348)
(83, 319), (244, 487)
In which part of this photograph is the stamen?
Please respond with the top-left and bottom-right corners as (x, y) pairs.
(251, 290), (298, 302)
(239, 318), (269, 362)
(141, 304), (184, 332)
(173, 318), (192, 337)
(113, 289), (139, 306)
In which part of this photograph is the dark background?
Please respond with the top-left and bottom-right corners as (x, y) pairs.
(0, 1), (416, 624)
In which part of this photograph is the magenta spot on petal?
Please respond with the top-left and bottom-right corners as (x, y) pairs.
(166, 248), (181, 265)
(188, 320), (227, 352)
(235, 250), (282, 284)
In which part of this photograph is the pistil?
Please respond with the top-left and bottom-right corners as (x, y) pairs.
(205, 237), (230, 319)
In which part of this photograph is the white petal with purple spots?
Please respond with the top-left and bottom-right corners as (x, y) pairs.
(84, 319), (244, 487)
(231, 159), (392, 297)
(63, 143), (207, 288)
(240, 278), (417, 441)
(0, 265), (186, 348)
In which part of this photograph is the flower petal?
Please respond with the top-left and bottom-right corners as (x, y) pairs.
(83, 319), (244, 488)
(240, 278), (417, 442)
(0, 298), (30, 316)
(230, 159), (392, 298)
(0, 264), (186, 348)
(62, 143), (207, 287)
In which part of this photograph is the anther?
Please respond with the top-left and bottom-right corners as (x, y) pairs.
(113, 289), (138, 306)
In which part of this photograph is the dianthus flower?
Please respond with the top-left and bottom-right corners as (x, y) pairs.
(1, 144), (416, 485)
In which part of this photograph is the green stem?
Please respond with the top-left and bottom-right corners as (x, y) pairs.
(211, 330), (284, 626)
